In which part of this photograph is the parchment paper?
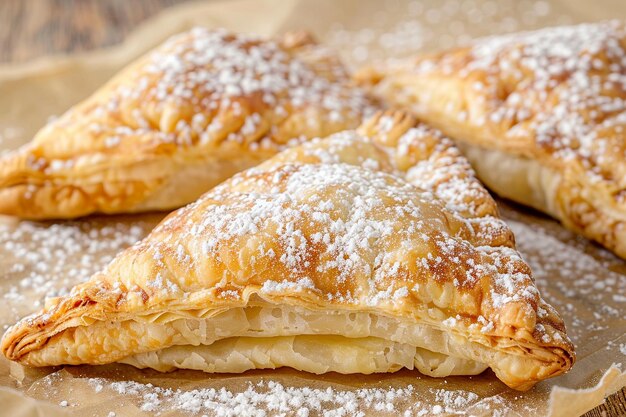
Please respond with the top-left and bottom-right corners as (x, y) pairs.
(0, 0), (624, 416)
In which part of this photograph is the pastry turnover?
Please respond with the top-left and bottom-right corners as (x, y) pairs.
(1, 112), (574, 391)
(357, 21), (626, 259)
(0, 28), (375, 219)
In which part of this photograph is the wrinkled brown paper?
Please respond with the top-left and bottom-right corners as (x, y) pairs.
(0, 0), (624, 416)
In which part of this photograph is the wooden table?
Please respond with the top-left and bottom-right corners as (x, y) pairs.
(0, 1), (624, 416)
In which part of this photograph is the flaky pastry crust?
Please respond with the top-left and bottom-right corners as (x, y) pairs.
(357, 21), (626, 259)
(0, 28), (375, 219)
(1, 111), (574, 391)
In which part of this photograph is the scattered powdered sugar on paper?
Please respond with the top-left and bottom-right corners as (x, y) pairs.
(507, 216), (626, 348)
(77, 377), (487, 416)
(433, 388), (479, 408)
(0, 217), (156, 327)
(325, 0), (572, 67)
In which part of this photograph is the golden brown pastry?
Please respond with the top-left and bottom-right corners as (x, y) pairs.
(1, 112), (574, 391)
(0, 28), (376, 219)
(357, 21), (626, 259)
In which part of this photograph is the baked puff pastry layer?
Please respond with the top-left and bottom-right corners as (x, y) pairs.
(357, 21), (626, 259)
(1, 112), (574, 391)
(0, 28), (375, 219)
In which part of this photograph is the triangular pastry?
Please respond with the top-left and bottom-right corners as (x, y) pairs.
(0, 28), (375, 219)
(1, 112), (574, 391)
(357, 21), (626, 259)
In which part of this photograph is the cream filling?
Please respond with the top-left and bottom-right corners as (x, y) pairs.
(121, 335), (488, 377)
(102, 304), (490, 377)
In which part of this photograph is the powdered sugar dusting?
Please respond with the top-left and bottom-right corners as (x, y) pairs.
(135, 134), (540, 332)
(79, 27), (374, 150)
(412, 21), (626, 185)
